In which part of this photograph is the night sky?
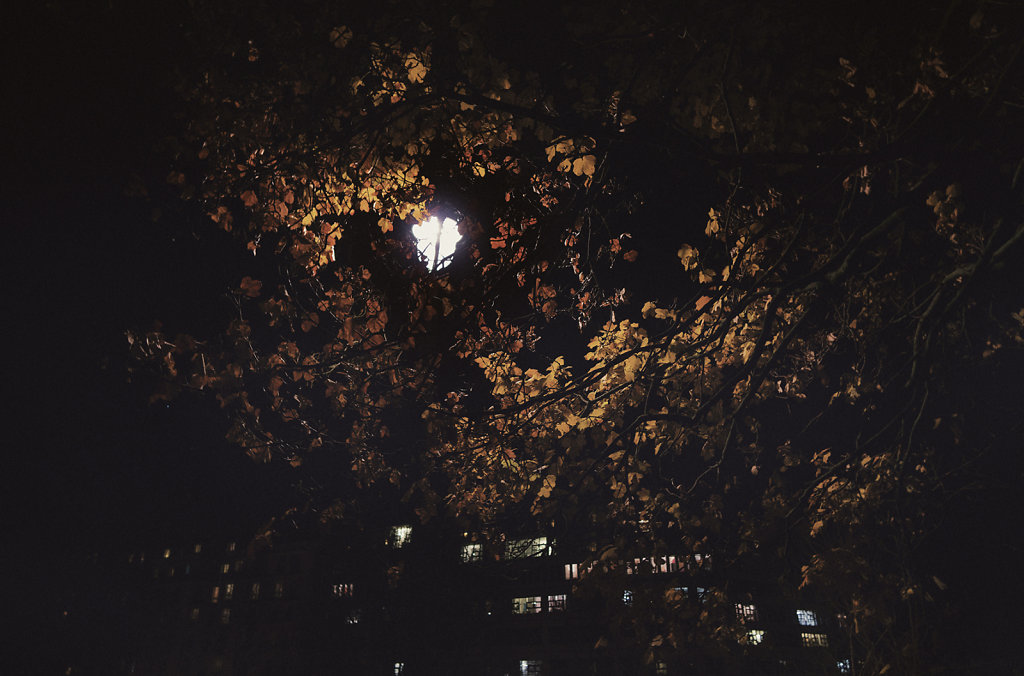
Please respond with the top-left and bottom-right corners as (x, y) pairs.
(5, 2), (295, 607)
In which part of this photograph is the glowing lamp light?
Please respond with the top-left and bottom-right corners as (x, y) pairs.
(412, 216), (461, 270)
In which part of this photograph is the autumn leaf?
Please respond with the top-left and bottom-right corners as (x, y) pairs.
(677, 244), (699, 270)
(572, 154), (597, 177)
(239, 276), (262, 298)
(405, 54), (428, 83)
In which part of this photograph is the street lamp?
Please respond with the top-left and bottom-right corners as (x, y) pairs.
(411, 216), (461, 271)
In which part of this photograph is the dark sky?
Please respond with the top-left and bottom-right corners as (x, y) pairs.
(4, 2), (294, 567)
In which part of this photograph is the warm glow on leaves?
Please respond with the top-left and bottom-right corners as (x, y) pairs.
(132, 6), (1024, 671)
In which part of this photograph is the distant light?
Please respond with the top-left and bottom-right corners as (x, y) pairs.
(412, 216), (461, 270)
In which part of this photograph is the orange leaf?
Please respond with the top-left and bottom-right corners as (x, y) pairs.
(239, 276), (262, 298)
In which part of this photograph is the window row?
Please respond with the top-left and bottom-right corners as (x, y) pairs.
(460, 537), (552, 562)
(387, 527), (555, 561)
(146, 560), (244, 579)
(211, 582), (284, 602)
(741, 629), (829, 648)
(563, 554), (710, 580)
(512, 595), (566, 614)
(734, 604), (822, 627)
(190, 607), (232, 624)
(130, 542), (237, 564)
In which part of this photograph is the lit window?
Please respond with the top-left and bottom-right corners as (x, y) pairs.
(796, 609), (819, 626)
(227, 542), (236, 552)
(655, 662), (668, 676)
(225, 584), (234, 600)
(250, 583), (260, 600)
(163, 548), (171, 559)
(837, 659), (851, 673)
(211, 586), (220, 603)
(519, 659), (542, 675)
(220, 608), (230, 624)
(695, 587), (707, 601)
(388, 525), (413, 548)
(220, 564), (230, 574)
(801, 632), (829, 647)
(513, 596), (543, 614)
(747, 629), (765, 645)
(547, 594), (566, 612)
(412, 216), (461, 271)
(274, 582), (284, 599)
(735, 603), (758, 623)
(168, 567), (175, 577)
(345, 610), (361, 625)
(194, 544), (202, 554)
(564, 563), (579, 580)
(332, 583), (354, 598)
(393, 663), (405, 675)
(622, 590), (633, 606)
(460, 543), (482, 563)
(190, 607), (200, 620)
(506, 537), (550, 559)
(658, 555), (679, 574)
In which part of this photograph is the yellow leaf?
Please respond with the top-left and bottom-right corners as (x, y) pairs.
(405, 54), (428, 83)
(623, 355), (643, 381)
(572, 154), (597, 177)
(677, 244), (699, 270)
(706, 208), (720, 236)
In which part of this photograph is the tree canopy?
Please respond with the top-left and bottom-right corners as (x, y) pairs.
(128, 0), (1024, 672)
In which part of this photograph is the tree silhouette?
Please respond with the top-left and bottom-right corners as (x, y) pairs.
(129, 0), (1024, 672)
